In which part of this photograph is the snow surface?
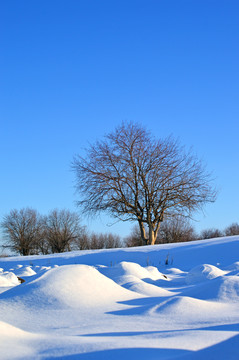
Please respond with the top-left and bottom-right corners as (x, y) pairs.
(0, 236), (239, 359)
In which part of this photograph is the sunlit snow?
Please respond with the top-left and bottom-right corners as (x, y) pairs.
(0, 236), (239, 359)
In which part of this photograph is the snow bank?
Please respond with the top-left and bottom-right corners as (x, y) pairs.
(185, 264), (226, 284)
(149, 295), (226, 319)
(97, 261), (170, 296)
(115, 262), (165, 280)
(0, 272), (20, 287)
(0, 321), (38, 359)
(183, 274), (239, 304)
(41, 264), (141, 308)
(225, 261), (239, 271)
(119, 275), (173, 297)
(99, 261), (167, 284)
(14, 266), (36, 277)
(2, 264), (140, 310)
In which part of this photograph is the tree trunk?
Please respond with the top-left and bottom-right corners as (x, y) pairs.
(138, 220), (148, 245)
(149, 225), (155, 245)
(149, 222), (161, 245)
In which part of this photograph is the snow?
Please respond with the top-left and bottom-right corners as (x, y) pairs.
(0, 271), (20, 287)
(14, 266), (37, 277)
(185, 263), (227, 284)
(0, 236), (239, 359)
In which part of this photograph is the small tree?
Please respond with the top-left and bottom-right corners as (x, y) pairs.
(36, 223), (51, 255)
(158, 216), (197, 243)
(73, 122), (216, 245)
(86, 232), (122, 249)
(224, 223), (239, 236)
(71, 228), (90, 250)
(104, 233), (121, 248)
(43, 209), (82, 253)
(89, 233), (105, 249)
(200, 228), (223, 239)
(124, 225), (143, 247)
(1, 208), (43, 255)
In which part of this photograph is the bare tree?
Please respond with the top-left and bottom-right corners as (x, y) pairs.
(86, 232), (121, 250)
(158, 216), (197, 243)
(224, 223), (239, 236)
(43, 209), (82, 253)
(89, 233), (105, 249)
(200, 228), (223, 239)
(124, 225), (143, 247)
(73, 122), (216, 245)
(104, 233), (122, 248)
(1, 208), (43, 255)
(36, 222), (51, 255)
(71, 228), (90, 250)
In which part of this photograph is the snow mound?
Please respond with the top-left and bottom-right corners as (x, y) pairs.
(16, 265), (23, 269)
(0, 320), (33, 338)
(14, 266), (36, 277)
(99, 261), (166, 282)
(0, 320), (38, 359)
(225, 261), (239, 271)
(217, 276), (239, 302)
(186, 264), (226, 284)
(117, 262), (165, 280)
(164, 268), (186, 275)
(35, 266), (52, 272)
(0, 272), (20, 287)
(3, 265), (140, 309)
(149, 295), (226, 319)
(184, 274), (239, 302)
(97, 261), (169, 296)
(121, 275), (173, 297)
(145, 265), (167, 279)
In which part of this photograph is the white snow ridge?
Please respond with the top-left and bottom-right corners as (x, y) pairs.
(0, 236), (239, 359)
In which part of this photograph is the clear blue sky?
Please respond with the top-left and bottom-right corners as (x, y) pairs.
(1, 0), (239, 239)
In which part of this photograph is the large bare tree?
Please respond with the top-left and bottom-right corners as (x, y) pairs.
(73, 122), (216, 245)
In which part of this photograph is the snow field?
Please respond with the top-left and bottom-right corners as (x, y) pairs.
(0, 236), (239, 359)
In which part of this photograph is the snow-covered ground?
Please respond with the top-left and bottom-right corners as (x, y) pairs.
(0, 236), (239, 359)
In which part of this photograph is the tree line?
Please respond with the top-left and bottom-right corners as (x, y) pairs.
(1, 207), (239, 256)
(0, 208), (121, 256)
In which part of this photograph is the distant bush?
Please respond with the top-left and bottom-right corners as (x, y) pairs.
(75, 232), (122, 250)
(158, 216), (197, 244)
(124, 225), (142, 247)
(199, 228), (223, 240)
(0, 253), (9, 258)
(224, 223), (239, 236)
(198, 223), (239, 240)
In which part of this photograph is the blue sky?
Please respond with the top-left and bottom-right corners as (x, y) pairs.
(1, 0), (239, 239)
